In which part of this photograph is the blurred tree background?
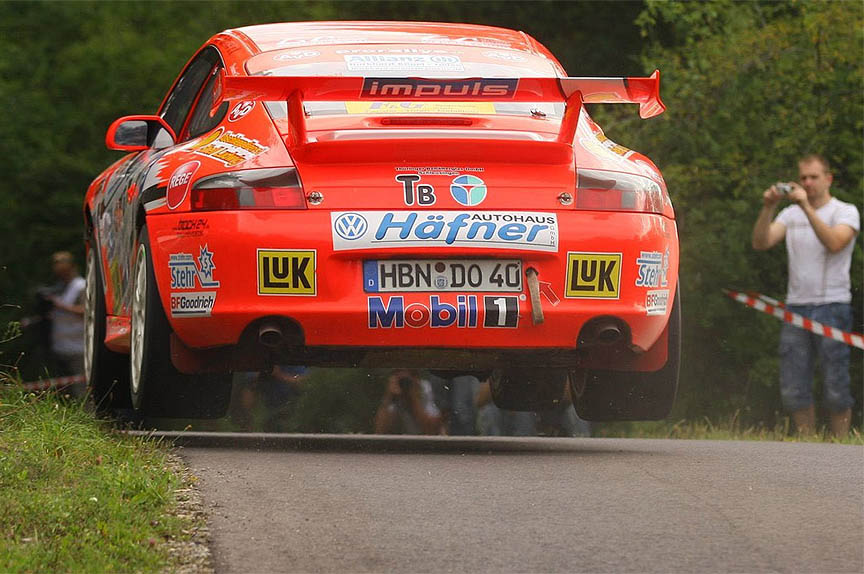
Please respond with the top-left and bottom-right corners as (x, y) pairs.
(0, 1), (860, 431)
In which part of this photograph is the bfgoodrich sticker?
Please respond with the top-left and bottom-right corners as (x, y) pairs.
(646, 289), (669, 316)
(332, 211), (558, 252)
(170, 291), (216, 317)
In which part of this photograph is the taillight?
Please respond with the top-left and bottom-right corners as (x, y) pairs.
(190, 167), (306, 211)
(576, 168), (669, 214)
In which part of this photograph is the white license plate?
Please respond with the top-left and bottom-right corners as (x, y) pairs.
(363, 259), (522, 292)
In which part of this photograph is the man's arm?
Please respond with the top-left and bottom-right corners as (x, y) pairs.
(752, 185), (787, 250)
(788, 185), (858, 252)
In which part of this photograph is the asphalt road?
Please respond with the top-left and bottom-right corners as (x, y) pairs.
(170, 433), (864, 573)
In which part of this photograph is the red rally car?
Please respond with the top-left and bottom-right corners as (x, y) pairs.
(83, 21), (680, 420)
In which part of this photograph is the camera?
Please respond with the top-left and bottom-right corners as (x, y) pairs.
(776, 182), (792, 195)
(398, 376), (414, 392)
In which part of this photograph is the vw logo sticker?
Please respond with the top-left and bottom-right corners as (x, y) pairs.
(334, 213), (368, 240)
(450, 175), (487, 206)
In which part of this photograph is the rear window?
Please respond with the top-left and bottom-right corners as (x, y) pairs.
(247, 44), (564, 119)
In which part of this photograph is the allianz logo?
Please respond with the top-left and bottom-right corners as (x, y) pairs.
(332, 211), (557, 249)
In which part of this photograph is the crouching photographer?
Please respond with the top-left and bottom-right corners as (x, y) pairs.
(374, 369), (443, 435)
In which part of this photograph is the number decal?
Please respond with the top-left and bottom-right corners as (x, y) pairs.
(483, 296), (519, 328)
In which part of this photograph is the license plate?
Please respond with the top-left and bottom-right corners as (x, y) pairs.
(363, 259), (522, 292)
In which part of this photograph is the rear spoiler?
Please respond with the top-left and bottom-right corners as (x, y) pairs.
(219, 71), (664, 150)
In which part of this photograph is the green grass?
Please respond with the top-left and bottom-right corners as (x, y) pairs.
(0, 384), (191, 573)
(596, 413), (864, 444)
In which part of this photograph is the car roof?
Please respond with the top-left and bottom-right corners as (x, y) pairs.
(232, 21), (539, 54)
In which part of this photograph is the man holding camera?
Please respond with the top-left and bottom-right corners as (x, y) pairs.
(374, 369), (443, 435)
(752, 154), (860, 437)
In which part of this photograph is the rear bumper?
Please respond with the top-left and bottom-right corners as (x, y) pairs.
(146, 209), (678, 353)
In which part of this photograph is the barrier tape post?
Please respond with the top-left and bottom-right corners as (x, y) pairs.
(19, 374), (87, 392)
(723, 289), (864, 350)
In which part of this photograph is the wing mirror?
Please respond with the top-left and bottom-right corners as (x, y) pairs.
(105, 115), (176, 151)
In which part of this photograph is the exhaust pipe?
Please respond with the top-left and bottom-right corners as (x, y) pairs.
(594, 322), (623, 345)
(258, 322), (284, 348)
(579, 319), (625, 346)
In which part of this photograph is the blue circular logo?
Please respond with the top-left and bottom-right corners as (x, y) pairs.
(450, 175), (487, 206)
(334, 213), (368, 240)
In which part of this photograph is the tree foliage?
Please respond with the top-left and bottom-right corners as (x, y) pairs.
(595, 0), (863, 424)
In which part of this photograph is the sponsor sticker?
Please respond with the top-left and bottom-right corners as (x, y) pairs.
(565, 252), (621, 299)
(395, 166), (485, 176)
(345, 102), (496, 115)
(635, 249), (669, 288)
(482, 50), (527, 62)
(172, 218), (210, 237)
(166, 161), (200, 210)
(274, 49), (321, 60)
(170, 291), (216, 317)
(367, 295), (520, 329)
(450, 175), (487, 206)
(344, 54), (464, 72)
(257, 250), (316, 295)
(361, 78), (519, 99)
(188, 127), (268, 167)
(332, 211), (558, 252)
(646, 289), (669, 316)
(228, 101), (255, 122)
(169, 245), (220, 290)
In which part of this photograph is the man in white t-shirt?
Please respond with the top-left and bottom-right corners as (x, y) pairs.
(752, 154), (860, 437)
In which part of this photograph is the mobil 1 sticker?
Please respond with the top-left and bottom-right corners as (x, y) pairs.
(363, 259), (522, 292)
(332, 211), (558, 252)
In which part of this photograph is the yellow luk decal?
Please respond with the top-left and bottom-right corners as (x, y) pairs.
(345, 101), (496, 115)
(257, 250), (316, 295)
(565, 252), (621, 299)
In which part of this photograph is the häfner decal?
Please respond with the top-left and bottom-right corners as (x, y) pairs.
(331, 211), (558, 252)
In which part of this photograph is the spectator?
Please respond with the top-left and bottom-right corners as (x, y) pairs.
(752, 154), (860, 437)
(374, 369), (442, 435)
(428, 372), (481, 436)
(47, 252), (86, 390)
(474, 380), (536, 437)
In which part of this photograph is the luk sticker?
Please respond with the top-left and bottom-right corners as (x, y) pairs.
(257, 250), (316, 295)
(170, 292), (216, 317)
(169, 245), (220, 290)
(188, 127), (267, 167)
(344, 54), (464, 72)
(565, 252), (621, 299)
(166, 161), (200, 210)
(228, 101), (255, 122)
(331, 211), (558, 252)
(635, 249), (669, 288)
(646, 289), (669, 316)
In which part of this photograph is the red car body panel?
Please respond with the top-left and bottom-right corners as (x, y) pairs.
(85, 21), (678, 373)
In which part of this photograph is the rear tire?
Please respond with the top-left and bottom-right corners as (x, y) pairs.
(130, 226), (232, 419)
(84, 242), (132, 415)
(490, 367), (569, 411)
(573, 288), (681, 421)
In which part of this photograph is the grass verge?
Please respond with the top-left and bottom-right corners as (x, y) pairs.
(0, 383), (196, 573)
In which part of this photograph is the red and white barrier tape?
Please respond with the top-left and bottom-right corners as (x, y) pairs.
(724, 289), (864, 350)
(20, 374), (86, 392)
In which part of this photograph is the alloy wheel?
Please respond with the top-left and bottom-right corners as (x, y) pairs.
(83, 249), (96, 383)
(130, 244), (147, 395)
